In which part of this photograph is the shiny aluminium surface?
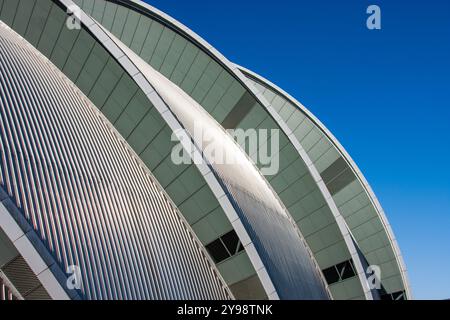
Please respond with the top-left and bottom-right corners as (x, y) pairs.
(0, 22), (230, 300)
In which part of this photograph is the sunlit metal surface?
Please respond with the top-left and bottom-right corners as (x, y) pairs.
(0, 22), (230, 300)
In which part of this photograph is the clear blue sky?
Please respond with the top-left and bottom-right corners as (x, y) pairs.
(144, 0), (450, 299)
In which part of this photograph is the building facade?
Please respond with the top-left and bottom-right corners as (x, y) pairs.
(0, 0), (410, 300)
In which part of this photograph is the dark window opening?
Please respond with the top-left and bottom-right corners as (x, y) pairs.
(322, 266), (340, 284)
(336, 260), (356, 281)
(322, 259), (356, 285)
(222, 230), (240, 255)
(205, 230), (245, 264)
(206, 238), (230, 263)
(381, 290), (406, 300)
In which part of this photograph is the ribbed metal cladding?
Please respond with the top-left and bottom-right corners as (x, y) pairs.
(220, 178), (330, 299)
(0, 22), (230, 300)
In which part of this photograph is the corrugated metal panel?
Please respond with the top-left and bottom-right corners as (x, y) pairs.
(0, 22), (230, 300)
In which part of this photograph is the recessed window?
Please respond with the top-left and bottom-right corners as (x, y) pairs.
(205, 230), (245, 264)
(322, 266), (340, 284)
(381, 290), (406, 300)
(221, 230), (240, 255)
(322, 259), (356, 285)
(392, 291), (406, 300)
(336, 260), (355, 281)
(206, 239), (230, 263)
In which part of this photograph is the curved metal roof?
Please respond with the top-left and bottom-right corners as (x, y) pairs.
(0, 20), (231, 300)
(0, 0), (410, 299)
(0, 0), (331, 300)
(97, 0), (410, 299)
(0, 0), (270, 299)
(69, 0), (374, 299)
